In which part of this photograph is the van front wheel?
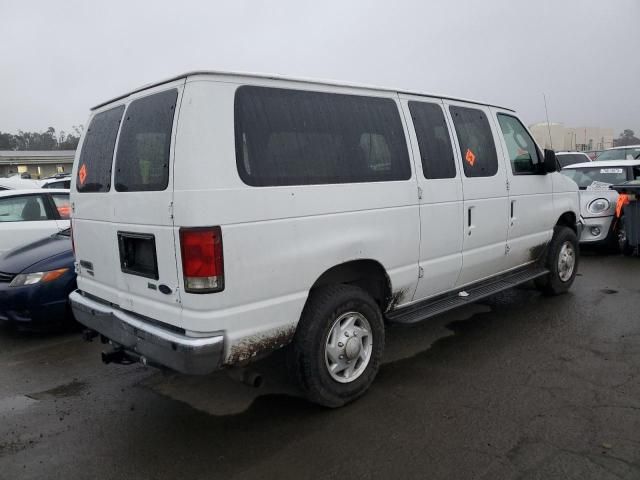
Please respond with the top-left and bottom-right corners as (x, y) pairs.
(535, 226), (579, 295)
(287, 285), (385, 408)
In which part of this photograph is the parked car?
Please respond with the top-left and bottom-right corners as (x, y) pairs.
(597, 145), (640, 161)
(556, 151), (592, 168)
(41, 173), (71, 189)
(70, 71), (580, 407)
(561, 159), (640, 248)
(583, 150), (602, 161)
(0, 229), (76, 330)
(0, 175), (43, 190)
(0, 189), (70, 256)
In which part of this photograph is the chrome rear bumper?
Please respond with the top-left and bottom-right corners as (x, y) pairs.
(70, 290), (224, 375)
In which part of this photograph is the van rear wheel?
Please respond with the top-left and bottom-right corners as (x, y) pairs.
(287, 285), (384, 408)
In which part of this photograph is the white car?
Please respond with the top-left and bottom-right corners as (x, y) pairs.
(40, 173), (72, 189)
(597, 145), (640, 161)
(70, 71), (580, 407)
(0, 175), (43, 190)
(556, 151), (592, 169)
(0, 189), (71, 256)
(561, 159), (640, 247)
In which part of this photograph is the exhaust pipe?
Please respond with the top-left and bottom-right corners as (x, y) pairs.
(227, 368), (264, 388)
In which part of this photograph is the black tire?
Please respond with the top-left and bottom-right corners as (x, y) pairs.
(604, 221), (622, 254)
(535, 226), (579, 295)
(287, 284), (385, 408)
(618, 218), (635, 256)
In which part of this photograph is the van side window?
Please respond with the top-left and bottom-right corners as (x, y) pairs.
(450, 106), (499, 178)
(497, 114), (541, 175)
(114, 89), (178, 192)
(234, 86), (411, 186)
(76, 105), (124, 192)
(408, 101), (456, 179)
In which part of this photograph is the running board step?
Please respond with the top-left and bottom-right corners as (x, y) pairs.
(386, 266), (549, 325)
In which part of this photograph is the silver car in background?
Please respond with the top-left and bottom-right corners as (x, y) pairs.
(556, 151), (591, 169)
(561, 160), (640, 248)
(597, 145), (640, 161)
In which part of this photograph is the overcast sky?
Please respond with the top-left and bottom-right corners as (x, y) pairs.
(1, 0), (639, 136)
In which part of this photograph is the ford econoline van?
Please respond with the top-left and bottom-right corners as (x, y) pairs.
(70, 71), (581, 407)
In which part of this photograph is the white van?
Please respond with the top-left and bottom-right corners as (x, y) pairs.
(69, 71), (581, 407)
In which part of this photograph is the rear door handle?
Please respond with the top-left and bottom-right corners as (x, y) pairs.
(510, 200), (516, 226)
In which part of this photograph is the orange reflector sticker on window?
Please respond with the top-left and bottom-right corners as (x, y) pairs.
(465, 148), (476, 167)
(78, 164), (87, 185)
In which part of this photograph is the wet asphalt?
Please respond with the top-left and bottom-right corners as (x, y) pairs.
(1, 253), (639, 480)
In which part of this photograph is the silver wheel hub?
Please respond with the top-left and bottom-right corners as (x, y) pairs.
(558, 241), (576, 282)
(344, 337), (362, 360)
(325, 312), (373, 383)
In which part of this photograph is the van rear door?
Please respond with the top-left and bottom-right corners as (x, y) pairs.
(71, 80), (185, 327)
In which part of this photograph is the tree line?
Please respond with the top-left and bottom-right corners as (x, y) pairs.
(0, 126), (83, 151)
(613, 129), (640, 147)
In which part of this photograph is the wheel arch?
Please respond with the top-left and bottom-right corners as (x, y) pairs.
(556, 211), (577, 233)
(308, 259), (392, 312)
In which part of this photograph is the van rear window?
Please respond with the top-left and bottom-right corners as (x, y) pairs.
(234, 86), (411, 186)
(114, 89), (178, 192)
(76, 105), (124, 192)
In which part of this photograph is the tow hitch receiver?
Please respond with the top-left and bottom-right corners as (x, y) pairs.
(101, 348), (139, 366)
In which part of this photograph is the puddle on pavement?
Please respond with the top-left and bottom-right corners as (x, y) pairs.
(27, 380), (88, 400)
(0, 379), (87, 415)
(0, 395), (38, 415)
(144, 302), (493, 417)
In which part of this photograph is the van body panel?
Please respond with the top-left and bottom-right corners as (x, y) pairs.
(71, 79), (186, 327)
(490, 108), (555, 267)
(443, 100), (510, 286)
(552, 173), (582, 221)
(173, 79), (421, 339)
(399, 95), (464, 301)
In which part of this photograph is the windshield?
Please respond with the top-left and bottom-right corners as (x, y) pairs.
(597, 147), (640, 161)
(561, 166), (628, 189)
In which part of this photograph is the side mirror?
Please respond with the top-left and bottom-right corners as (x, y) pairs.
(543, 149), (559, 173)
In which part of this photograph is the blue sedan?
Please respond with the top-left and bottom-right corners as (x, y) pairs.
(0, 229), (76, 330)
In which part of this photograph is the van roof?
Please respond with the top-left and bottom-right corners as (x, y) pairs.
(91, 70), (516, 112)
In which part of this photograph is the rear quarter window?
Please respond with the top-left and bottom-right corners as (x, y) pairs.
(114, 89), (178, 192)
(77, 105), (125, 192)
(235, 86), (411, 186)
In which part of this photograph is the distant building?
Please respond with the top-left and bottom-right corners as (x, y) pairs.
(0, 150), (75, 178)
(529, 123), (614, 152)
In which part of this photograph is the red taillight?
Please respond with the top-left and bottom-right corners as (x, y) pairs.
(179, 227), (224, 293)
